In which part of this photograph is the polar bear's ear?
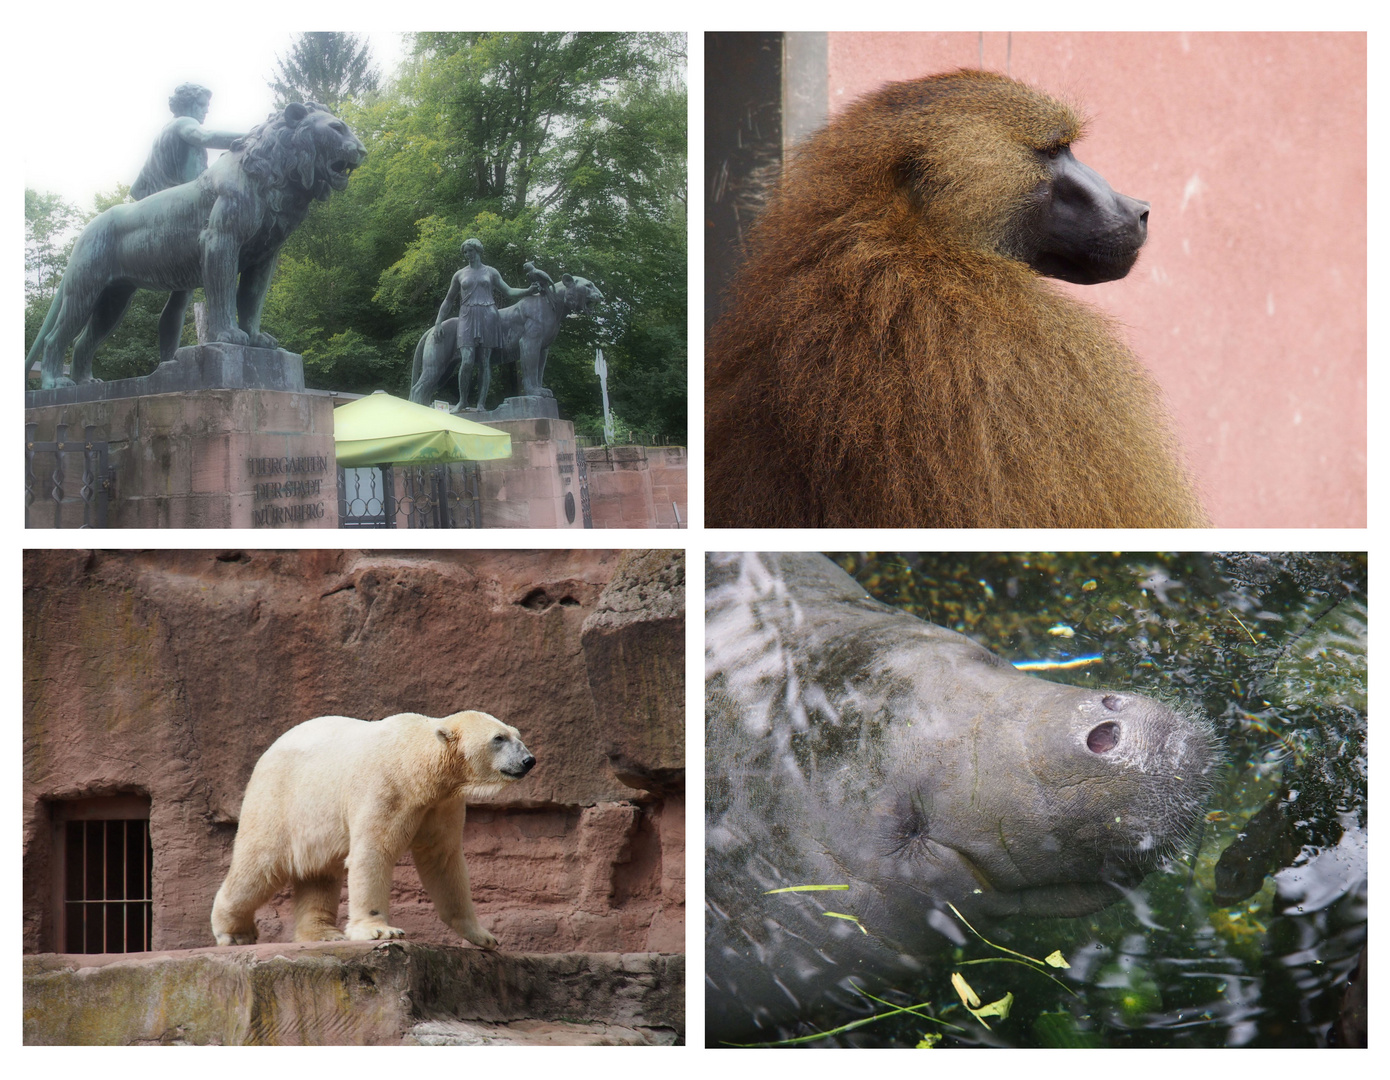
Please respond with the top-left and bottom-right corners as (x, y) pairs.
(436, 726), (458, 745)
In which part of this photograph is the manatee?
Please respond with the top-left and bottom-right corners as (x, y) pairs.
(705, 552), (1218, 1045)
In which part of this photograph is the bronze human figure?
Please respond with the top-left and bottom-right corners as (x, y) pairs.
(409, 273), (603, 406)
(132, 84), (247, 363)
(25, 103), (365, 389)
(420, 239), (538, 412)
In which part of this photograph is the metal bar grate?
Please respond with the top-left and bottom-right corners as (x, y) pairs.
(64, 819), (153, 953)
(337, 463), (483, 529)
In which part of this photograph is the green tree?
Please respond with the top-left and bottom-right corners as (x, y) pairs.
(260, 32), (688, 439)
(269, 32), (380, 110)
(25, 188), (82, 304)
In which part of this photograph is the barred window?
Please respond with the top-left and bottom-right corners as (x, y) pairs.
(53, 797), (152, 954)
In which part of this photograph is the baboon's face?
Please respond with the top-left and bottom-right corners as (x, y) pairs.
(1019, 146), (1150, 285)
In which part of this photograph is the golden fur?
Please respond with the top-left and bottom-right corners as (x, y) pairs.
(706, 70), (1208, 528)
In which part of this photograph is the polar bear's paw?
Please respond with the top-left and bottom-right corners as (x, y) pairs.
(215, 929), (258, 946)
(460, 922), (499, 950)
(345, 920), (406, 941)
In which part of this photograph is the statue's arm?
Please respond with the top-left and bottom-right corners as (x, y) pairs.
(434, 273), (461, 337)
(493, 265), (539, 300)
(172, 116), (244, 150)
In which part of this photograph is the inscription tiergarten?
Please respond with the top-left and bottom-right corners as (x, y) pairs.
(247, 455), (329, 527)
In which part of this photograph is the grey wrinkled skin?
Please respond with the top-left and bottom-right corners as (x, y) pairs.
(705, 553), (1217, 1045)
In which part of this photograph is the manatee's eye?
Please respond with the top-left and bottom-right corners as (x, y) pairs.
(1087, 721), (1120, 753)
(1101, 694), (1125, 711)
(880, 791), (931, 858)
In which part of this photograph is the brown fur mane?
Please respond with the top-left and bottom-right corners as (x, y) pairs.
(706, 69), (1207, 528)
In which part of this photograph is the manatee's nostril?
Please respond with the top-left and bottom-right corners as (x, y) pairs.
(1087, 721), (1120, 753)
(1101, 694), (1124, 712)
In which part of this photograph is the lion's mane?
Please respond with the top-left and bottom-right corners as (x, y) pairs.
(234, 102), (342, 222)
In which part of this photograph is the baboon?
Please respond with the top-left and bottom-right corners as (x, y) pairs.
(706, 69), (1209, 528)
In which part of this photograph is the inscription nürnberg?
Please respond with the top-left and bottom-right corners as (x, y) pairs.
(247, 455), (329, 527)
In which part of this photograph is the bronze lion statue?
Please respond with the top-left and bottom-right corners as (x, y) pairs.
(25, 102), (366, 389)
(409, 274), (603, 408)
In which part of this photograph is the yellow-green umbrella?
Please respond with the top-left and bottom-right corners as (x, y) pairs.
(333, 392), (512, 466)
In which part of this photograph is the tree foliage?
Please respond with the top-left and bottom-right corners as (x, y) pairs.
(25, 188), (82, 304)
(266, 31), (688, 439)
(269, 32), (380, 110)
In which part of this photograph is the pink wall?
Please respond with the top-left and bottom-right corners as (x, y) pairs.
(826, 32), (1366, 528)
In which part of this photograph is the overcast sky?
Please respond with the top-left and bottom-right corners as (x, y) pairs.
(22, 27), (409, 210)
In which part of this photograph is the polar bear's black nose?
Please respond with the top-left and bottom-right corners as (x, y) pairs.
(518, 753), (536, 775)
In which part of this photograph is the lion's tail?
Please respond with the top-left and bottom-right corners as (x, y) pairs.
(411, 331), (428, 392)
(25, 279), (65, 381)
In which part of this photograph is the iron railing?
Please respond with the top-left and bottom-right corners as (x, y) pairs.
(337, 463), (483, 528)
(25, 423), (115, 528)
(574, 433), (682, 448)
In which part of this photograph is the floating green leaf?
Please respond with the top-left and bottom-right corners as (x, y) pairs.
(764, 884), (850, 894)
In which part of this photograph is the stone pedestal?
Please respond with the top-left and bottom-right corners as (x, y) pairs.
(467, 394), (560, 422)
(474, 417), (583, 529)
(25, 344), (334, 529)
(24, 343), (306, 407)
(25, 389), (337, 529)
(23, 944), (683, 1045)
(583, 446), (689, 528)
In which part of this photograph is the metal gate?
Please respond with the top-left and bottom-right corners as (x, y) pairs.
(25, 423), (115, 528)
(557, 449), (593, 529)
(337, 462), (482, 528)
(576, 450), (593, 528)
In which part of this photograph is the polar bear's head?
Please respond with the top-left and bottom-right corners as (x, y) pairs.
(435, 710), (536, 794)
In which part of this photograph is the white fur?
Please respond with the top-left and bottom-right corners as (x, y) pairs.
(210, 710), (533, 948)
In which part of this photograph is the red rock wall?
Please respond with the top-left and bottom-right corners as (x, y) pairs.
(23, 549), (684, 956)
(581, 447), (690, 528)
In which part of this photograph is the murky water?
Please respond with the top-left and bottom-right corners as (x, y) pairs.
(706, 552), (1366, 1048)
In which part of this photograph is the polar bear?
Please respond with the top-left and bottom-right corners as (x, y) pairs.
(211, 710), (535, 948)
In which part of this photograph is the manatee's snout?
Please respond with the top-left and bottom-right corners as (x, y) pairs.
(1062, 690), (1218, 863)
(1078, 692), (1213, 776)
(1082, 693), (1144, 752)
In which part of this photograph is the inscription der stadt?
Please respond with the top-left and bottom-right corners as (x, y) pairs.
(247, 455), (330, 528)
(253, 479), (323, 500)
